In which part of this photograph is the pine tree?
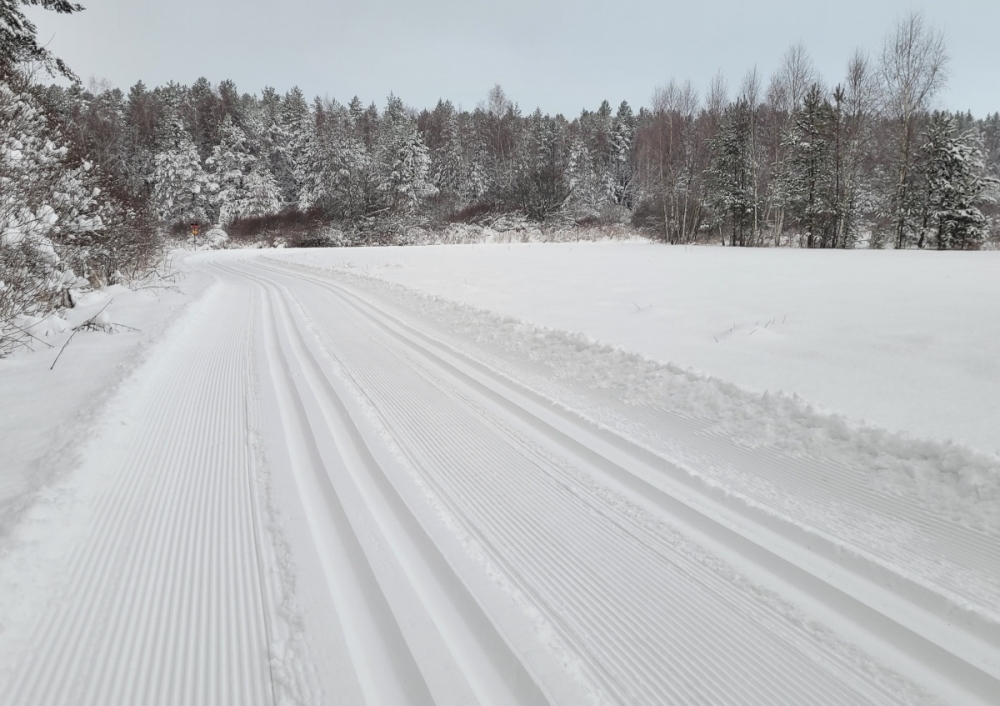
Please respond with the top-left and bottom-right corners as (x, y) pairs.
(186, 77), (224, 160)
(431, 105), (466, 198)
(586, 100), (614, 202)
(566, 136), (600, 215)
(0, 0), (82, 80)
(375, 94), (436, 213)
(1, 80), (104, 341)
(277, 87), (311, 204)
(238, 162), (283, 221)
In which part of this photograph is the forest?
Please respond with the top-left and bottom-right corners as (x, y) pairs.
(2, 1), (999, 350)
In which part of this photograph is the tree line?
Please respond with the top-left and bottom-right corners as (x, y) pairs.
(2, 3), (999, 350)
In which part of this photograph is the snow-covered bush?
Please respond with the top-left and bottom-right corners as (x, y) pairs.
(0, 79), (103, 352)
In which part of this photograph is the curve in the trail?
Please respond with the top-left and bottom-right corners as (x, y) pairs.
(231, 255), (998, 706)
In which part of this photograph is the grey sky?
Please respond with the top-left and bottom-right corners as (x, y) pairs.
(27, 0), (1000, 117)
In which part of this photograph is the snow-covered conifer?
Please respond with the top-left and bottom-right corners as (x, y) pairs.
(0, 0), (82, 80)
(209, 115), (282, 224)
(150, 113), (211, 224)
(431, 107), (466, 198)
(707, 99), (757, 246)
(922, 114), (998, 249)
(0, 79), (101, 345)
(610, 101), (636, 208)
(782, 84), (837, 247)
(375, 95), (437, 212)
(566, 136), (600, 214)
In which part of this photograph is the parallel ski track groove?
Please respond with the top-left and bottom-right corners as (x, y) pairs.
(225, 259), (558, 706)
(257, 277), (438, 706)
(348, 309), (882, 705)
(248, 259), (905, 706)
(327, 339), (813, 706)
(484, 318), (1000, 631)
(291, 262), (1000, 634)
(437, 297), (1000, 615)
(252, 257), (999, 705)
(7, 291), (273, 706)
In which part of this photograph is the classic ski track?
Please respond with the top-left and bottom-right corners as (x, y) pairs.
(232, 258), (856, 706)
(267, 257), (1000, 629)
(300, 257), (1000, 617)
(246, 255), (1000, 705)
(6, 287), (275, 706)
(220, 259), (561, 706)
(574, 388), (1000, 615)
(6, 250), (996, 706)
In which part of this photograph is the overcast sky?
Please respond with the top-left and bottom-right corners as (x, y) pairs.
(26, 0), (1000, 117)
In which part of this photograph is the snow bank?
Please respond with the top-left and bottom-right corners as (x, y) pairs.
(270, 246), (1000, 535)
(0, 259), (212, 528)
(273, 242), (1000, 456)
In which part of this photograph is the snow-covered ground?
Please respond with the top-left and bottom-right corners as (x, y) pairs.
(0, 245), (997, 705)
(275, 241), (1000, 455)
(0, 261), (212, 527)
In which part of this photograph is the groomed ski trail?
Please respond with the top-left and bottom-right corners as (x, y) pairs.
(3, 284), (276, 706)
(3, 249), (997, 706)
(222, 253), (999, 705)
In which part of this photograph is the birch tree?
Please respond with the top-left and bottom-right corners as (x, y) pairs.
(879, 12), (949, 248)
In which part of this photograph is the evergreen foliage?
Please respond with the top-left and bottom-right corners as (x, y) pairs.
(209, 116), (282, 225)
(922, 114), (998, 249)
(0, 0), (82, 80)
(781, 85), (837, 247)
(150, 113), (211, 225)
(707, 100), (757, 246)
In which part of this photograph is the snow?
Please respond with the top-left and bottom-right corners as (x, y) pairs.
(272, 241), (1000, 457)
(0, 263), (213, 527)
(0, 245), (997, 705)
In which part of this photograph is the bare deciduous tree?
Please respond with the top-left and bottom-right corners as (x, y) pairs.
(641, 80), (701, 242)
(879, 11), (949, 247)
(769, 43), (818, 115)
(832, 50), (878, 247)
(739, 68), (764, 244)
(766, 44), (819, 244)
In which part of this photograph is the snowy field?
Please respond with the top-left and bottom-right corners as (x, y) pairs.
(276, 241), (1000, 455)
(0, 245), (997, 706)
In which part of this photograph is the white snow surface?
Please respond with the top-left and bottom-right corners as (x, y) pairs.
(274, 242), (1000, 455)
(0, 267), (212, 524)
(0, 246), (997, 706)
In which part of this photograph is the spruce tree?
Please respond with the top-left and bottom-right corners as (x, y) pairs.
(150, 113), (211, 225)
(610, 101), (636, 208)
(707, 100), (757, 246)
(375, 94), (436, 213)
(209, 115), (281, 224)
(431, 106), (466, 199)
(782, 85), (837, 247)
(922, 114), (997, 249)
